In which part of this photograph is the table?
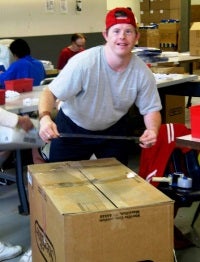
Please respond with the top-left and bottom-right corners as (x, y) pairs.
(176, 134), (200, 227)
(2, 86), (44, 114)
(157, 51), (200, 107)
(45, 69), (58, 77)
(156, 74), (198, 89)
(156, 52), (200, 72)
(0, 86), (44, 215)
(176, 134), (200, 151)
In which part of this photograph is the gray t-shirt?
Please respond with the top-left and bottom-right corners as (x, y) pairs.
(49, 45), (162, 131)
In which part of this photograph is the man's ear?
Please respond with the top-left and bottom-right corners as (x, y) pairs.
(102, 30), (108, 41)
(136, 31), (140, 42)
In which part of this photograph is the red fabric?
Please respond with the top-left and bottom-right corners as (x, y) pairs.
(138, 123), (191, 187)
(57, 47), (84, 70)
(106, 7), (137, 30)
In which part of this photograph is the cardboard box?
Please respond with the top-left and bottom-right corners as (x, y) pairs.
(5, 78), (33, 92)
(191, 5), (200, 23)
(164, 95), (185, 124)
(140, 0), (150, 11)
(139, 28), (160, 48)
(159, 22), (180, 45)
(140, 10), (151, 25)
(190, 22), (200, 56)
(28, 158), (174, 262)
(151, 66), (185, 74)
(150, 0), (181, 10)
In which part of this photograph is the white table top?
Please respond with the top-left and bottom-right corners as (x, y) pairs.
(1, 86), (44, 114)
(176, 134), (200, 150)
(156, 74), (198, 88)
(157, 51), (200, 65)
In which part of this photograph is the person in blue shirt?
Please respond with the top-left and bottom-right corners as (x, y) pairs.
(0, 38), (46, 88)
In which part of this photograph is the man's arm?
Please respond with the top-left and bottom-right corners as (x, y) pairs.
(139, 111), (161, 148)
(38, 87), (60, 142)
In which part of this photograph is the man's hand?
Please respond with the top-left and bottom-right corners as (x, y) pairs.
(17, 115), (34, 132)
(39, 115), (59, 143)
(139, 129), (157, 148)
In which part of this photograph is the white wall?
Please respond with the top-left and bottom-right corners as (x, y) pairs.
(107, 0), (140, 22)
(191, 0), (200, 4)
(0, 0), (107, 37)
(0, 0), (199, 38)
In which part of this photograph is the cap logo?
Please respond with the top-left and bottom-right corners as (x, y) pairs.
(115, 11), (128, 18)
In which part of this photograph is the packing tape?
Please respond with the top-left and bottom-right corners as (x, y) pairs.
(177, 176), (192, 189)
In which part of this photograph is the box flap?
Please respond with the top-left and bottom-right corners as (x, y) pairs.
(190, 22), (200, 31)
(28, 158), (173, 215)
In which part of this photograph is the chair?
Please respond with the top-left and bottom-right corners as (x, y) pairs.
(40, 77), (55, 85)
(139, 123), (200, 229)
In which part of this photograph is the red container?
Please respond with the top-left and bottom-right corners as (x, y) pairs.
(190, 105), (200, 138)
(5, 78), (33, 93)
(0, 89), (5, 105)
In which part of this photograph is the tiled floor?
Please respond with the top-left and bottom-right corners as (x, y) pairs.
(1, 97), (200, 261)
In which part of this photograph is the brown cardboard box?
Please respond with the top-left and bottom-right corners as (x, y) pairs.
(140, 0), (150, 11)
(190, 22), (200, 56)
(140, 10), (150, 24)
(139, 28), (160, 48)
(164, 95), (185, 123)
(151, 66), (185, 74)
(28, 158), (174, 262)
(150, 0), (181, 10)
(159, 22), (180, 45)
(191, 5), (200, 23)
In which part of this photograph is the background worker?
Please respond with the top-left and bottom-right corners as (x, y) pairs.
(0, 108), (33, 261)
(0, 108), (34, 170)
(0, 38), (45, 88)
(38, 7), (162, 165)
(57, 33), (86, 70)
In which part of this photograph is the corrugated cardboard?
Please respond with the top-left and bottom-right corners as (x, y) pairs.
(164, 95), (185, 124)
(191, 5), (200, 23)
(150, 0), (181, 10)
(28, 158), (174, 262)
(151, 66), (185, 74)
(190, 22), (200, 56)
(140, 0), (150, 11)
(139, 28), (160, 48)
(159, 23), (180, 45)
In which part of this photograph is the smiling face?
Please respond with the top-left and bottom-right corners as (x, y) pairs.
(103, 23), (140, 58)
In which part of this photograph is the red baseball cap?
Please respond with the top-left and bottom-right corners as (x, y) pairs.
(106, 7), (137, 30)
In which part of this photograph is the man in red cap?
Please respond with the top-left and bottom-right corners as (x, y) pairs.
(37, 7), (162, 165)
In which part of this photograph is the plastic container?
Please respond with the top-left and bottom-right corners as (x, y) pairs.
(5, 78), (33, 93)
(0, 89), (5, 105)
(190, 105), (200, 138)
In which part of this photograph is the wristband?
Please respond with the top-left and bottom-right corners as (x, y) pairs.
(39, 111), (51, 121)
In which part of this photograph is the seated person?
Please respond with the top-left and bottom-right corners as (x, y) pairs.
(0, 241), (22, 261)
(0, 38), (46, 88)
(57, 33), (86, 70)
(0, 108), (34, 260)
(0, 108), (34, 169)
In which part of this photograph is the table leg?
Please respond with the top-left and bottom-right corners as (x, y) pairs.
(15, 149), (29, 215)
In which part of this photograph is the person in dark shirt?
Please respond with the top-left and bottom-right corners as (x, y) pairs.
(0, 38), (46, 88)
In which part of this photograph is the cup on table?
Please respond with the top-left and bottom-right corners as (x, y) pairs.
(0, 89), (5, 105)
